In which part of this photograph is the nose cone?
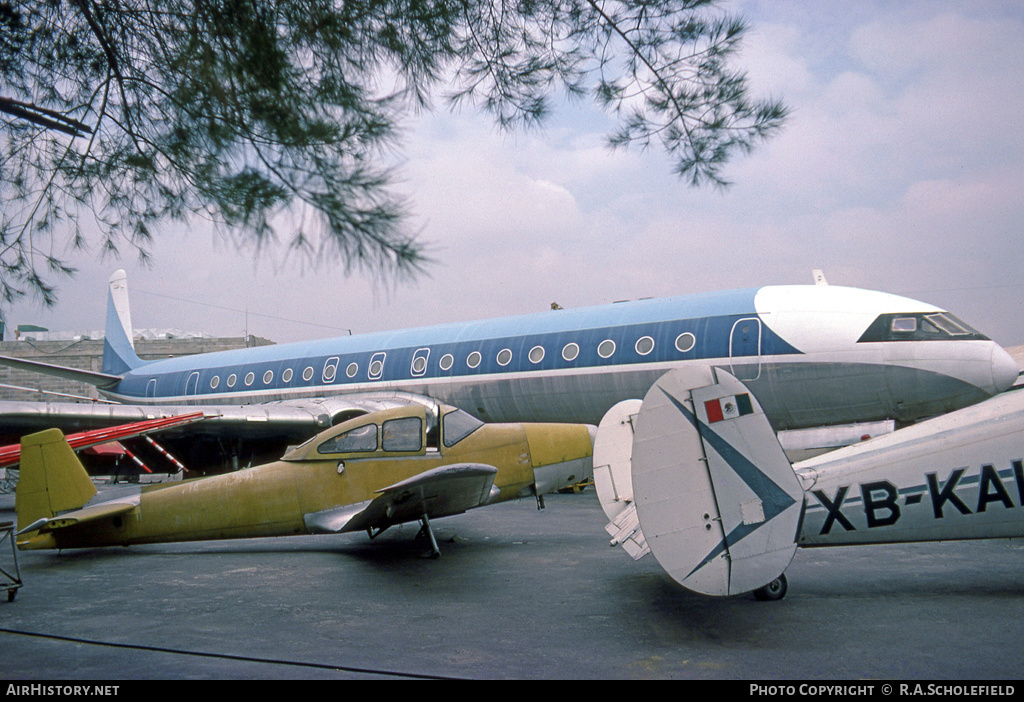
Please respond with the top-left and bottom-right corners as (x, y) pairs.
(524, 423), (595, 494)
(991, 344), (1020, 393)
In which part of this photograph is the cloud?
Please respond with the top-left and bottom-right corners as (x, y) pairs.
(5, 1), (1024, 349)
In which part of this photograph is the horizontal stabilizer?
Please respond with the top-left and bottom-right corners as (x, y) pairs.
(0, 354), (123, 389)
(604, 501), (650, 560)
(18, 500), (137, 536)
(304, 463), (499, 535)
(628, 367), (803, 597)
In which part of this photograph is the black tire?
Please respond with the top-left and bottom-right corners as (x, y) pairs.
(753, 573), (787, 601)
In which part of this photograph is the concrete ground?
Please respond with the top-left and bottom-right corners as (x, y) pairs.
(0, 489), (1021, 680)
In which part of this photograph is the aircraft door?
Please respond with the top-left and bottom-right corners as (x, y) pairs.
(729, 317), (762, 381)
(185, 372), (200, 405)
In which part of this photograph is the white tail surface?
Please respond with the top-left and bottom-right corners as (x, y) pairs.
(594, 400), (651, 560)
(593, 399), (642, 524)
(108, 269), (134, 348)
(630, 367), (803, 596)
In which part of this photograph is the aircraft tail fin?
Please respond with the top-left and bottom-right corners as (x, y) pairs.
(15, 428), (97, 534)
(610, 367), (805, 597)
(102, 269), (143, 375)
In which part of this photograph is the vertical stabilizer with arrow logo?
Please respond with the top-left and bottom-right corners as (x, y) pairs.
(605, 367), (804, 597)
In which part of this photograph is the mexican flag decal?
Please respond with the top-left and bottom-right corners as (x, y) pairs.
(704, 393), (754, 423)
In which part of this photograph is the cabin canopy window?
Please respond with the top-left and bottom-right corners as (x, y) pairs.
(382, 417), (422, 452)
(318, 423), (377, 454)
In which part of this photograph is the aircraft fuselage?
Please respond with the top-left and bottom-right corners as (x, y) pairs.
(797, 388), (1024, 546)
(101, 285), (1018, 431)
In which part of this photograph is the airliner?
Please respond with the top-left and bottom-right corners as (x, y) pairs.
(0, 271), (1017, 471)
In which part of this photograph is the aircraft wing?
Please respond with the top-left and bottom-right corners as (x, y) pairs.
(304, 463), (500, 535)
(0, 411), (206, 468)
(0, 399), (331, 436)
(0, 393), (434, 471)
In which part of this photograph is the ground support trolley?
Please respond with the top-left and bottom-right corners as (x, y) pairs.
(0, 522), (22, 601)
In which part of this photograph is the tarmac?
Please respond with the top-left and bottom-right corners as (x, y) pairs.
(0, 486), (1022, 680)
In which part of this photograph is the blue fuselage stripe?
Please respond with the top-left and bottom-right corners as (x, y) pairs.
(113, 288), (802, 400)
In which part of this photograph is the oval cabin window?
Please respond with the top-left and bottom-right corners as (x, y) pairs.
(675, 332), (696, 353)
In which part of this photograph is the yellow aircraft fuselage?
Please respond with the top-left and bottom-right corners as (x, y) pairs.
(16, 404), (594, 551)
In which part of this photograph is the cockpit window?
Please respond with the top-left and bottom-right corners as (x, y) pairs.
(858, 313), (989, 342)
(891, 317), (918, 333)
(318, 423), (377, 454)
(927, 313), (980, 337)
(442, 408), (484, 447)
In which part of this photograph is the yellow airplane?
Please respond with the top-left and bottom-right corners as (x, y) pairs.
(14, 403), (594, 557)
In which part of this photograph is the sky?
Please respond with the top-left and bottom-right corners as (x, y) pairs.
(6, 0), (1024, 348)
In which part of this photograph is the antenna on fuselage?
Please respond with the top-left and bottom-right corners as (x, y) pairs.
(812, 269), (828, 286)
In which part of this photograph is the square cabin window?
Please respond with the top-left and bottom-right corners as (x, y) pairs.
(382, 417), (423, 452)
(318, 423), (377, 454)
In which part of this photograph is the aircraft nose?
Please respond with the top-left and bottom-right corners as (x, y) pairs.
(523, 423), (596, 495)
(991, 344), (1020, 393)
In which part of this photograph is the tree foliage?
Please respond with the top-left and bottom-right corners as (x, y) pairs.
(0, 0), (786, 307)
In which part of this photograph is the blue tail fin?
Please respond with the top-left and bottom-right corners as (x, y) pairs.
(102, 270), (143, 375)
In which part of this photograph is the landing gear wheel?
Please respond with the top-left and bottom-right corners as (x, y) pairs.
(753, 573), (787, 601)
